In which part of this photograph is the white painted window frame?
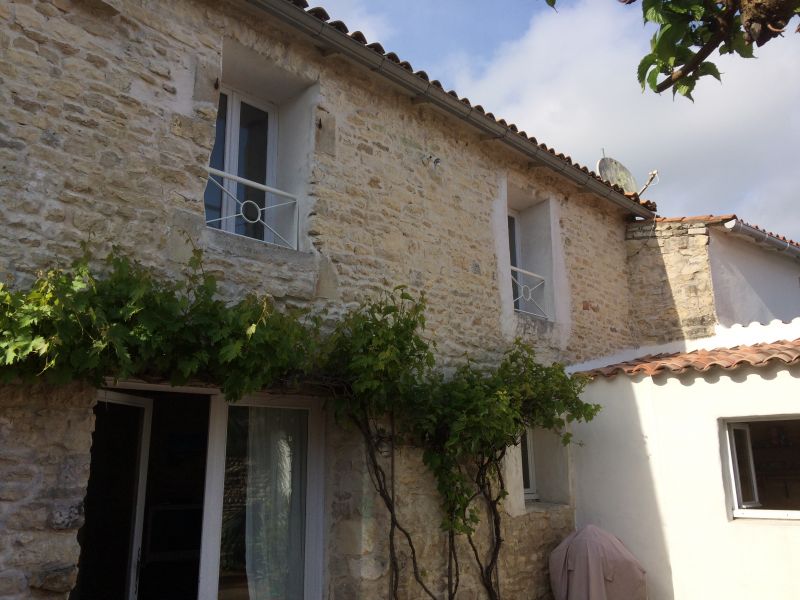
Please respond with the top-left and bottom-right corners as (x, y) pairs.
(725, 418), (800, 520)
(217, 86), (279, 240)
(198, 393), (324, 600)
(506, 207), (549, 320)
(521, 427), (539, 502)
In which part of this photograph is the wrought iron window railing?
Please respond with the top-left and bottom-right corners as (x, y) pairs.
(510, 266), (547, 319)
(204, 166), (298, 250)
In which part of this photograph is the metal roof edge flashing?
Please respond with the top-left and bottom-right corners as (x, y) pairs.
(247, 0), (655, 219)
(722, 219), (800, 260)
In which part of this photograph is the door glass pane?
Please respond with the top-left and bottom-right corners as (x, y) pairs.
(219, 407), (307, 600)
(733, 427), (756, 505)
(71, 402), (143, 600)
(235, 101), (269, 240)
(204, 93), (228, 229)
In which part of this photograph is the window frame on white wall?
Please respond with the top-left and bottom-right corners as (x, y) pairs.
(725, 417), (800, 520)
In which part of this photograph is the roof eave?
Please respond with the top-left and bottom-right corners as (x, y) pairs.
(246, 0), (655, 219)
(720, 219), (800, 260)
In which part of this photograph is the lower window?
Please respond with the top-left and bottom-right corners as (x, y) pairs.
(726, 418), (800, 519)
(73, 390), (322, 600)
(520, 428), (539, 502)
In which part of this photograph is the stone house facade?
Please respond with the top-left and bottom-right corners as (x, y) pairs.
(3, 0), (797, 599)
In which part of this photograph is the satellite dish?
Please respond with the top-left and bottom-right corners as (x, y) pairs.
(597, 157), (638, 194)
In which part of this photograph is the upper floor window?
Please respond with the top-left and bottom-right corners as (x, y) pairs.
(507, 186), (556, 320)
(202, 40), (320, 251)
(204, 89), (292, 245)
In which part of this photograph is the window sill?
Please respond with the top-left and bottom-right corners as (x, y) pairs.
(202, 226), (309, 260)
(524, 499), (571, 514)
(732, 508), (800, 521)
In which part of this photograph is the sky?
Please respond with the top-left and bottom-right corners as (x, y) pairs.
(317, 0), (800, 240)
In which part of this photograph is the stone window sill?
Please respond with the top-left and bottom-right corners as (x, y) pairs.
(524, 499), (571, 514)
(202, 226), (311, 261)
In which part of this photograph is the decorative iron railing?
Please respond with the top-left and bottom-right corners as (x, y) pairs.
(204, 166), (298, 250)
(510, 266), (547, 319)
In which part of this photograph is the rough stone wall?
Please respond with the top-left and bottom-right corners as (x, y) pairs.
(326, 414), (573, 600)
(0, 0), (641, 363)
(0, 383), (95, 600)
(626, 220), (717, 345)
(0, 0), (653, 597)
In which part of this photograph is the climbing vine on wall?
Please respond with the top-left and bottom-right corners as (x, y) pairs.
(0, 249), (598, 599)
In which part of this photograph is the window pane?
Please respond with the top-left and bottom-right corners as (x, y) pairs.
(521, 430), (531, 491)
(236, 101), (269, 240)
(508, 215), (520, 310)
(204, 93), (228, 228)
(733, 427), (756, 505)
(219, 406), (307, 600)
(507, 215), (518, 269)
(749, 420), (800, 510)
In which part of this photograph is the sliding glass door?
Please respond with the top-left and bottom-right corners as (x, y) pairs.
(199, 395), (323, 600)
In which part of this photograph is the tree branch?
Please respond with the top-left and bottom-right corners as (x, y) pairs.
(656, 2), (736, 93)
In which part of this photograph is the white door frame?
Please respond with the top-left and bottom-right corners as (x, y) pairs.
(95, 390), (153, 600)
(198, 393), (324, 600)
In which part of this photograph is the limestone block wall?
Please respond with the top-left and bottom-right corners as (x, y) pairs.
(0, 0), (642, 364)
(0, 0), (656, 597)
(325, 414), (573, 599)
(0, 384), (95, 600)
(626, 220), (717, 345)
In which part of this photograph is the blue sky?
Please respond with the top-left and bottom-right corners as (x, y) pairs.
(319, 0), (800, 241)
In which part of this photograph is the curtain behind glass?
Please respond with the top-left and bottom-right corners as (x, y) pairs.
(204, 93), (228, 228)
(220, 406), (307, 600)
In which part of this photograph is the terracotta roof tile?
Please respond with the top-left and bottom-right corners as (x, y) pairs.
(583, 338), (800, 378)
(277, 0), (655, 213)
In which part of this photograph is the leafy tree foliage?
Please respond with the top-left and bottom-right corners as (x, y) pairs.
(547, 0), (800, 98)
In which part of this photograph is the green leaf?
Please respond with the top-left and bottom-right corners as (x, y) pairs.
(646, 67), (660, 92)
(697, 61), (721, 82)
(637, 54), (658, 89)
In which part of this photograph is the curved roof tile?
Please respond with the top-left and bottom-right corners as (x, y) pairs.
(583, 338), (800, 378)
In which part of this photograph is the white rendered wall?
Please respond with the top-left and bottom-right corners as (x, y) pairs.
(710, 230), (800, 326)
(572, 365), (800, 600)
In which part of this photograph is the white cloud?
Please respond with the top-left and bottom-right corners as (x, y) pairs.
(310, 0), (395, 45)
(441, 1), (800, 239)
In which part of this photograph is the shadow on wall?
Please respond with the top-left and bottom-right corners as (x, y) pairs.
(571, 376), (675, 600)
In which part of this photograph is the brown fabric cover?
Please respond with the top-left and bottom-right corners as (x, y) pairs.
(549, 525), (647, 600)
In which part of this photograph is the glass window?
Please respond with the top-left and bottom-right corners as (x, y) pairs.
(219, 406), (308, 600)
(203, 90), (280, 244)
(521, 428), (538, 501)
(235, 101), (269, 240)
(728, 419), (800, 513)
